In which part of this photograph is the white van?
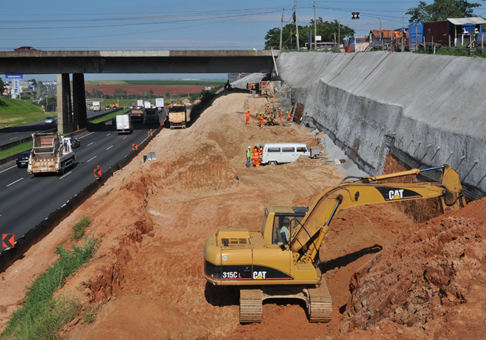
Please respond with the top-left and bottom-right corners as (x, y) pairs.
(261, 143), (310, 165)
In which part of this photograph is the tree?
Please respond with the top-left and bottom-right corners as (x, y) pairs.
(406, 0), (480, 24)
(0, 78), (5, 95)
(264, 18), (355, 50)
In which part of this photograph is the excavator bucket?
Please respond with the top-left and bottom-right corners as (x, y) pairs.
(439, 165), (467, 211)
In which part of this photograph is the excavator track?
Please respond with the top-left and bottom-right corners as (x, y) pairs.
(308, 280), (332, 323)
(239, 289), (263, 323)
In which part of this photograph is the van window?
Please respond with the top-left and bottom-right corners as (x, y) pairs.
(267, 147), (280, 152)
(282, 147), (294, 152)
(296, 147), (307, 153)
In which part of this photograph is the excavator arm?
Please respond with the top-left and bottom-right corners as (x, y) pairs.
(290, 165), (466, 264)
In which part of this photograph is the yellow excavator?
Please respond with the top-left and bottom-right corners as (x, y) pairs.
(203, 165), (466, 323)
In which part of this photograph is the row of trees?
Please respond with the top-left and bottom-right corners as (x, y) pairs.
(264, 17), (355, 50)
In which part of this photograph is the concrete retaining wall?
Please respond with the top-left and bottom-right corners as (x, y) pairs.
(276, 51), (486, 199)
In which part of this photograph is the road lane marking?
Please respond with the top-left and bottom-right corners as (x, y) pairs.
(79, 132), (94, 139)
(106, 145), (113, 150)
(87, 142), (94, 147)
(122, 136), (127, 140)
(0, 165), (17, 174)
(106, 133), (111, 136)
(87, 156), (97, 162)
(59, 171), (72, 179)
(9, 137), (18, 140)
(7, 177), (24, 187)
(140, 136), (149, 144)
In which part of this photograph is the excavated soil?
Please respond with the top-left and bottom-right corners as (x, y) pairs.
(0, 92), (484, 339)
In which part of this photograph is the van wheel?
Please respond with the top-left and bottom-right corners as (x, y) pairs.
(269, 161), (277, 165)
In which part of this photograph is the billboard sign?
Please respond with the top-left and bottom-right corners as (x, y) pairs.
(5, 74), (23, 79)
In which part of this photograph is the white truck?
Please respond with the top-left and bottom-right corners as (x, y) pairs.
(136, 100), (144, 108)
(27, 132), (76, 175)
(116, 114), (133, 134)
(92, 101), (101, 111)
(144, 101), (152, 109)
(155, 98), (164, 109)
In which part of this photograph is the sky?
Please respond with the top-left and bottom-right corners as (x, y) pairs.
(1, 0), (485, 81)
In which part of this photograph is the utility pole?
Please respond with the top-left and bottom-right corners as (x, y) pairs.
(314, 1), (317, 50)
(280, 9), (284, 50)
(294, 0), (299, 49)
(338, 21), (340, 50)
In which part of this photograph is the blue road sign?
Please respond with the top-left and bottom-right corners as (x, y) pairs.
(5, 74), (23, 79)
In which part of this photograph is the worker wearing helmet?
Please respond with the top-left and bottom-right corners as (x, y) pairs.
(245, 110), (251, 125)
(259, 113), (264, 129)
(252, 148), (260, 167)
(278, 109), (283, 123)
(286, 110), (291, 122)
(276, 218), (291, 244)
(246, 146), (251, 167)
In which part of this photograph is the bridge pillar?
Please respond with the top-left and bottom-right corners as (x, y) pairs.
(73, 73), (88, 130)
(56, 73), (74, 134)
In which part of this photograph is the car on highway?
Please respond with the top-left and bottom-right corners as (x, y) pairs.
(44, 116), (57, 124)
(16, 151), (31, 168)
(105, 105), (111, 110)
(14, 46), (40, 52)
(70, 136), (81, 148)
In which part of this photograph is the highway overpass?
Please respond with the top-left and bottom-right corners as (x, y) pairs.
(0, 50), (278, 133)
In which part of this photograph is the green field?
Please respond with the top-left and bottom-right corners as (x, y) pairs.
(125, 80), (226, 86)
(0, 98), (46, 129)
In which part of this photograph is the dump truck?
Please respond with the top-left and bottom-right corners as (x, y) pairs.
(203, 165), (466, 323)
(143, 108), (159, 125)
(168, 105), (187, 129)
(129, 107), (144, 122)
(27, 132), (76, 175)
(116, 114), (133, 134)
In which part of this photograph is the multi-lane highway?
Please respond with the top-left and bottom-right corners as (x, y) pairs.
(0, 121), (158, 240)
(0, 109), (115, 147)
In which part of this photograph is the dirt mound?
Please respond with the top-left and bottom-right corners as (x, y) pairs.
(341, 198), (486, 339)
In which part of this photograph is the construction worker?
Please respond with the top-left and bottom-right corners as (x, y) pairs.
(246, 146), (252, 167)
(266, 105), (270, 114)
(252, 148), (260, 167)
(259, 113), (264, 129)
(245, 110), (251, 124)
(286, 110), (292, 122)
(259, 146), (263, 158)
(278, 108), (283, 123)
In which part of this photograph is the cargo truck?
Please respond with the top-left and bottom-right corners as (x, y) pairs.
(144, 101), (152, 109)
(155, 98), (164, 109)
(116, 114), (133, 134)
(168, 105), (187, 129)
(93, 101), (101, 111)
(136, 100), (144, 107)
(27, 132), (76, 175)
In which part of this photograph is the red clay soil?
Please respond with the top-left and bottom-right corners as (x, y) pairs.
(85, 84), (213, 96)
(0, 92), (483, 340)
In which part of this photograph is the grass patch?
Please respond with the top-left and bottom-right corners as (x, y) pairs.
(88, 108), (130, 124)
(0, 98), (46, 129)
(82, 300), (106, 324)
(72, 217), (91, 240)
(104, 188), (114, 197)
(0, 141), (32, 160)
(1, 236), (98, 340)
